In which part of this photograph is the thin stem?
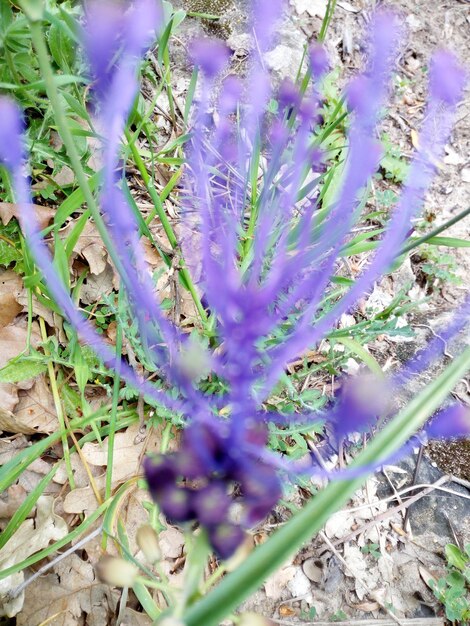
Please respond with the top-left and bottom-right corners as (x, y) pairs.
(28, 20), (136, 293)
(318, 0), (338, 43)
(38, 316), (75, 489)
(105, 290), (124, 499)
(400, 206), (470, 255)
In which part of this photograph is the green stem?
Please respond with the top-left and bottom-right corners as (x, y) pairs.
(401, 206), (470, 256)
(318, 0), (338, 42)
(182, 347), (470, 626)
(105, 290), (123, 503)
(28, 19), (140, 292)
(38, 316), (75, 490)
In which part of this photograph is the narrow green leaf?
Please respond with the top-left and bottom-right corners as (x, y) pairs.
(0, 359), (47, 383)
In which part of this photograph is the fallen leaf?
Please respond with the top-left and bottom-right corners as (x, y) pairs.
(0, 202), (54, 230)
(79, 262), (115, 304)
(13, 375), (57, 433)
(0, 270), (22, 327)
(16, 553), (118, 626)
(0, 496), (68, 618)
(64, 423), (162, 514)
(0, 485), (28, 519)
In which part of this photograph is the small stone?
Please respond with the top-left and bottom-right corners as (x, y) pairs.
(461, 167), (470, 183)
(302, 558), (323, 583)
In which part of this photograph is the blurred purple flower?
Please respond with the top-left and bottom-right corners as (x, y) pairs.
(0, 0), (468, 559)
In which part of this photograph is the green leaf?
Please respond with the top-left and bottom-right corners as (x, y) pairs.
(0, 359), (47, 383)
(446, 544), (468, 572)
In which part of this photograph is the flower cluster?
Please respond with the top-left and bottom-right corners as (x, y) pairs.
(144, 420), (280, 558)
(0, 0), (468, 559)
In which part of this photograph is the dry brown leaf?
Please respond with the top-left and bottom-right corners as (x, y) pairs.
(15, 292), (55, 327)
(0, 320), (50, 434)
(64, 423), (162, 514)
(0, 495), (68, 618)
(13, 375), (57, 433)
(16, 553), (118, 626)
(0, 382), (19, 414)
(0, 485), (28, 519)
(0, 409), (38, 435)
(79, 263), (115, 304)
(72, 221), (108, 274)
(0, 436), (29, 464)
(0, 202), (54, 230)
(0, 322), (30, 366)
(0, 270), (22, 327)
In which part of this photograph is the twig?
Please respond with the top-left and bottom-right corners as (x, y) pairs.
(7, 525), (103, 599)
(403, 444), (424, 531)
(327, 475), (450, 549)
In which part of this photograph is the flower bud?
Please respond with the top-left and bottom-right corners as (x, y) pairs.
(96, 556), (138, 587)
(136, 524), (161, 564)
(209, 522), (245, 560)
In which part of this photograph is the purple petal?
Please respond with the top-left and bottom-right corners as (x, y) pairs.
(208, 523), (245, 559)
(426, 404), (470, 440)
(309, 44), (329, 79)
(0, 98), (24, 169)
(189, 39), (231, 78)
(429, 50), (466, 105)
(193, 483), (231, 526)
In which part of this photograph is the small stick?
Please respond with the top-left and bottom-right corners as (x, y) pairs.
(7, 525), (103, 600)
(403, 444), (424, 532)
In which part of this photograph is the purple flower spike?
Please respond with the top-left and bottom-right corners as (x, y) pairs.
(429, 50), (466, 105)
(0, 98), (24, 170)
(208, 523), (245, 560)
(426, 404), (470, 440)
(189, 39), (231, 78)
(309, 44), (329, 79)
(5, 3), (469, 562)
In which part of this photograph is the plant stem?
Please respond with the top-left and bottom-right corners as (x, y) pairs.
(401, 206), (470, 255)
(38, 316), (75, 489)
(28, 20), (137, 292)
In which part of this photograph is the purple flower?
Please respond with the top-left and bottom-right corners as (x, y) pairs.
(1, 1), (468, 560)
